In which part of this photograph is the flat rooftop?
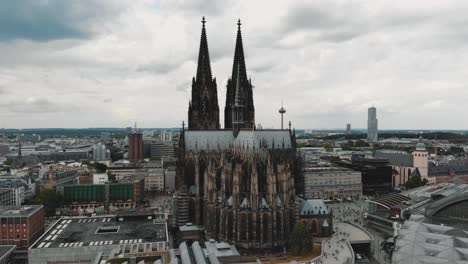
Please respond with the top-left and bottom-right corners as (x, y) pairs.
(32, 216), (167, 249)
(204, 240), (240, 258)
(0, 205), (43, 217)
(303, 166), (356, 172)
(0, 245), (15, 259)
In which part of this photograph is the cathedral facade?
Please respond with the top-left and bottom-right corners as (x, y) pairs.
(178, 18), (297, 249)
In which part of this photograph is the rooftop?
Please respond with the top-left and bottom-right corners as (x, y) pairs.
(184, 130), (293, 152)
(204, 239), (240, 258)
(300, 199), (330, 215)
(393, 218), (468, 264)
(0, 205), (43, 217)
(31, 216), (167, 249)
(179, 223), (204, 232)
(0, 245), (15, 260)
(303, 166), (356, 173)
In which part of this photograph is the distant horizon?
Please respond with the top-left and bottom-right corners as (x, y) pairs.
(2, 127), (468, 132)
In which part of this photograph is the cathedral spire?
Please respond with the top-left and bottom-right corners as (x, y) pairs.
(231, 19), (247, 85)
(188, 17), (220, 130)
(196, 16), (212, 83)
(224, 19), (255, 129)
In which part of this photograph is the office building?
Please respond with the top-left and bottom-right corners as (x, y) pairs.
(337, 155), (393, 195)
(303, 164), (362, 200)
(128, 129), (143, 162)
(92, 142), (110, 161)
(0, 189), (15, 206)
(160, 130), (173, 142)
(56, 177), (145, 214)
(142, 163), (165, 192)
(146, 141), (175, 160)
(0, 205), (45, 249)
(0, 177), (33, 206)
(346, 123), (351, 135)
(367, 107), (378, 142)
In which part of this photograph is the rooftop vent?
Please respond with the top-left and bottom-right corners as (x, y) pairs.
(96, 226), (120, 234)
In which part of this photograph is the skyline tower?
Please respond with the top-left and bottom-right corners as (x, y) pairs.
(188, 17), (220, 130)
(1, 128), (6, 143)
(279, 101), (286, 130)
(346, 123), (351, 135)
(367, 107), (378, 142)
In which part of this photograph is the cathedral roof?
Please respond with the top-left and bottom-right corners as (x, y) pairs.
(233, 130), (292, 150)
(184, 130), (293, 152)
(184, 131), (235, 152)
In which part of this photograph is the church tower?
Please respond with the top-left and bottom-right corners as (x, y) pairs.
(225, 19), (255, 130)
(188, 17), (220, 130)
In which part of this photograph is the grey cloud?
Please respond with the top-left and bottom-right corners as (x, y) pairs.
(136, 61), (184, 75)
(279, 3), (371, 43)
(160, 0), (233, 16)
(176, 81), (191, 92)
(0, 0), (126, 41)
(0, 97), (76, 113)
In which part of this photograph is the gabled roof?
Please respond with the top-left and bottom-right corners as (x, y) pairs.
(411, 168), (422, 177)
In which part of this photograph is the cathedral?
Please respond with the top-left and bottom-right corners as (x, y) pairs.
(178, 17), (297, 249)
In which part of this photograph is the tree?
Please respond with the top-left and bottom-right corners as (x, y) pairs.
(405, 175), (428, 189)
(289, 223), (313, 256)
(32, 189), (64, 216)
(93, 162), (108, 173)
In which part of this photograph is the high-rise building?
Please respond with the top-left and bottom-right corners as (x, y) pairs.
(367, 107), (378, 142)
(1, 128), (7, 143)
(160, 130), (173, 141)
(92, 142), (110, 161)
(128, 128), (143, 162)
(346, 123), (352, 135)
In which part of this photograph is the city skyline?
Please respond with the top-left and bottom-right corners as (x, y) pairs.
(1, 1), (468, 129)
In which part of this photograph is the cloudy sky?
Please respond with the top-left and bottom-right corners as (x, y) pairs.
(1, 0), (467, 129)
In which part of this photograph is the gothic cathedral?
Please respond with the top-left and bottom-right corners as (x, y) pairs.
(179, 17), (297, 250)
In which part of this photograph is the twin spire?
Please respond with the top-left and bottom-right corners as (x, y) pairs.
(188, 17), (255, 131)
